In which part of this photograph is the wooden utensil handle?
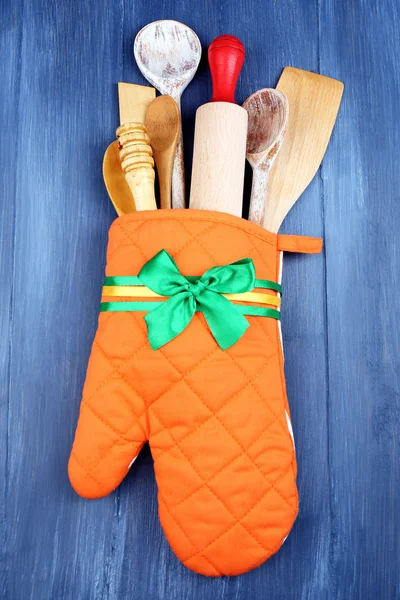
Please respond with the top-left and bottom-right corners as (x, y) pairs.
(208, 35), (245, 103)
(116, 123), (157, 211)
(170, 96), (185, 209)
(249, 166), (269, 226)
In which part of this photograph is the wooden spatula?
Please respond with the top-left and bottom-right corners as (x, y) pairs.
(118, 82), (155, 125)
(264, 67), (344, 232)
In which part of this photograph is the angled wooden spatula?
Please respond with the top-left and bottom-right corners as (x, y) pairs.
(264, 67), (344, 232)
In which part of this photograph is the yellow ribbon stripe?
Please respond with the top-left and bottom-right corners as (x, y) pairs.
(102, 286), (281, 308)
(102, 286), (162, 298)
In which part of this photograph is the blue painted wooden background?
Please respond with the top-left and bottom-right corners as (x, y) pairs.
(1, 1), (399, 598)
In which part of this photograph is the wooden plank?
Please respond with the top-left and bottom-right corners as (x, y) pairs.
(0, 3), (23, 597)
(4, 2), (123, 598)
(320, 1), (400, 598)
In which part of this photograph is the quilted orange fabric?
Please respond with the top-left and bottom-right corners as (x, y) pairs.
(68, 209), (322, 576)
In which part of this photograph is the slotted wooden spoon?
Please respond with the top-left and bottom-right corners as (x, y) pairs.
(264, 67), (344, 232)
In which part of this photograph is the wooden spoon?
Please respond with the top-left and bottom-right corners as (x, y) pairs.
(103, 141), (135, 216)
(265, 67), (344, 232)
(145, 95), (180, 209)
(243, 89), (288, 226)
(134, 20), (202, 209)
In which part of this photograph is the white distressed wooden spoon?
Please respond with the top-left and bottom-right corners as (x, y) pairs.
(134, 20), (202, 209)
(243, 89), (289, 226)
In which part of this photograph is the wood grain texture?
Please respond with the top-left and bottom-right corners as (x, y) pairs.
(134, 20), (202, 209)
(103, 141), (135, 216)
(0, 3), (23, 598)
(244, 88), (289, 226)
(117, 82), (155, 125)
(265, 67), (343, 232)
(116, 86), (157, 213)
(116, 122), (157, 211)
(320, 1), (400, 598)
(1, 1), (399, 599)
(145, 95), (180, 209)
(189, 102), (248, 215)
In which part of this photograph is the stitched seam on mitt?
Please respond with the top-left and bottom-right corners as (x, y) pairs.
(111, 213), (277, 248)
(152, 360), (288, 513)
(81, 398), (145, 445)
(175, 451), (275, 556)
(152, 349), (275, 463)
(70, 449), (109, 489)
(158, 495), (222, 576)
(149, 366), (293, 554)
(91, 337), (147, 438)
(155, 323), (298, 517)
(154, 418), (272, 558)
(80, 342), (222, 481)
(246, 235), (276, 279)
(227, 346), (289, 443)
(107, 219), (148, 263)
(183, 462), (296, 565)
(174, 220), (223, 264)
(107, 215), (278, 278)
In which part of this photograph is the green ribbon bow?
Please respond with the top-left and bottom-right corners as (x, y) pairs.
(138, 250), (256, 351)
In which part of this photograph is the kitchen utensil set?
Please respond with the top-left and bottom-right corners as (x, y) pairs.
(73, 23), (342, 574)
(103, 20), (343, 231)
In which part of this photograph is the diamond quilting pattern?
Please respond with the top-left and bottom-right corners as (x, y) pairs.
(184, 351), (249, 413)
(69, 210), (299, 577)
(96, 312), (148, 361)
(157, 314), (218, 373)
(149, 380), (212, 453)
(207, 453), (273, 520)
(171, 486), (237, 551)
(177, 416), (244, 481)
(154, 445), (204, 506)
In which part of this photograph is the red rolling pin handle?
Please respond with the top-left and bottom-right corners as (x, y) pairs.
(208, 35), (245, 103)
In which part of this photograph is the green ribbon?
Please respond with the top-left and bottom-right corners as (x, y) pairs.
(103, 275), (282, 293)
(136, 250), (256, 351)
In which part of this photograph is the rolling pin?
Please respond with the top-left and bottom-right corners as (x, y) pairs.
(189, 35), (248, 216)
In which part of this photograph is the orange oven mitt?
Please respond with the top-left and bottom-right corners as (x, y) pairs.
(68, 209), (322, 577)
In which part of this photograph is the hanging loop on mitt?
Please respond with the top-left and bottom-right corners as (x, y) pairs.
(138, 250), (256, 350)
